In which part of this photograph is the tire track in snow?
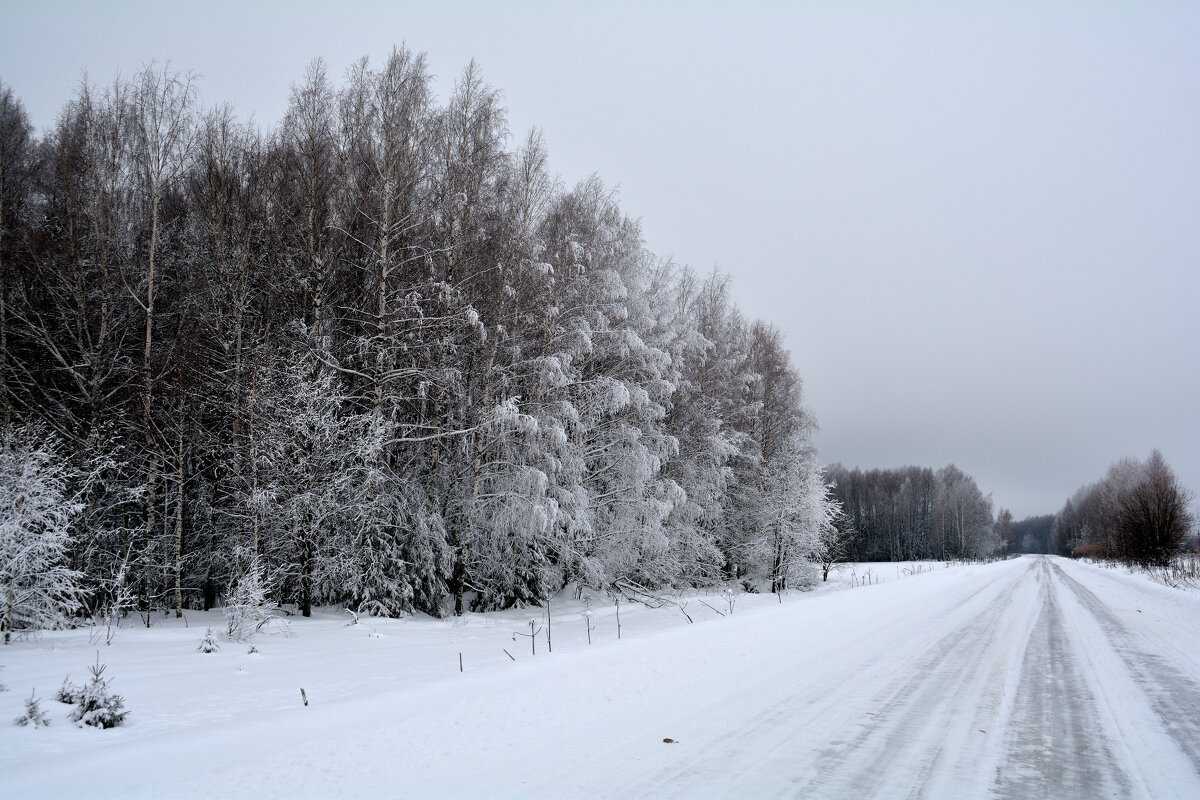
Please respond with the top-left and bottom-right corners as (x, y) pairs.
(994, 557), (1129, 799)
(1048, 559), (1200, 776)
(609, 556), (1197, 800)
(794, 558), (1035, 799)
(631, 559), (1036, 799)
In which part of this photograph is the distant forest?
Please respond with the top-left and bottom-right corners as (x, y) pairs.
(825, 452), (1193, 568)
(824, 464), (998, 562)
(1005, 515), (1055, 555)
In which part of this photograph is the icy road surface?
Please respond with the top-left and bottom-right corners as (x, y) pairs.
(3, 555), (1198, 798)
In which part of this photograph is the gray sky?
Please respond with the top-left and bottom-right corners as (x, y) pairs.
(3, 1), (1197, 519)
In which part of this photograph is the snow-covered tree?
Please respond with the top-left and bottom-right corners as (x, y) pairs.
(816, 497), (852, 582)
(223, 557), (274, 641)
(760, 441), (832, 592)
(659, 268), (751, 584)
(1, 424), (87, 643)
(937, 465), (997, 559)
(254, 351), (355, 616)
(13, 690), (50, 727)
(534, 179), (678, 590)
(69, 654), (128, 728)
(197, 626), (220, 653)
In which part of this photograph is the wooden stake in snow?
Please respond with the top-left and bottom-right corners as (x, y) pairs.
(512, 619), (541, 656)
(459, 652), (463, 673)
(583, 610), (595, 644)
(503, 648), (515, 661)
(545, 597), (552, 653)
(615, 597), (622, 640)
(300, 688), (308, 706)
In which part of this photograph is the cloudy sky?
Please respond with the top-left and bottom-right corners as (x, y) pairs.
(3, 1), (1196, 518)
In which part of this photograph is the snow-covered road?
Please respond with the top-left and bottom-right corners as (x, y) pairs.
(623, 556), (1199, 799)
(4, 555), (1198, 798)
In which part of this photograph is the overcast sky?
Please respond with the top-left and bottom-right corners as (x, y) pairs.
(2, 1), (1197, 518)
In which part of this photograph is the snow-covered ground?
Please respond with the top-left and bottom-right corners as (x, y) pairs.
(2, 555), (1197, 798)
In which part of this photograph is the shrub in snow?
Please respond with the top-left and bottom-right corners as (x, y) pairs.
(789, 560), (821, 591)
(69, 654), (128, 729)
(721, 587), (737, 616)
(55, 676), (81, 705)
(14, 690), (50, 727)
(1, 424), (87, 644)
(95, 561), (134, 646)
(224, 559), (277, 642)
(198, 627), (220, 653)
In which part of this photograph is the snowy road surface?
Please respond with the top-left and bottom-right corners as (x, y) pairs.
(3, 555), (1198, 798)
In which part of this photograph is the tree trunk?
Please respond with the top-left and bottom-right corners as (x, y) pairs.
(174, 394), (184, 618)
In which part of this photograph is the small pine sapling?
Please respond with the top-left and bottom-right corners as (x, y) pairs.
(14, 689), (50, 727)
(69, 653), (128, 728)
(198, 627), (220, 653)
(55, 676), (81, 704)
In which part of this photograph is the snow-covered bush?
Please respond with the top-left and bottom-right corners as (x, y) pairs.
(224, 560), (276, 642)
(198, 627), (220, 653)
(789, 559), (821, 591)
(69, 654), (128, 729)
(13, 690), (50, 727)
(1, 424), (87, 643)
(54, 676), (81, 705)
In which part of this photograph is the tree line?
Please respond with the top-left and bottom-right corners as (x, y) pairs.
(824, 463), (1000, 562)
(1050, 450), (1194, 566)
(0, 49), (839, 635)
